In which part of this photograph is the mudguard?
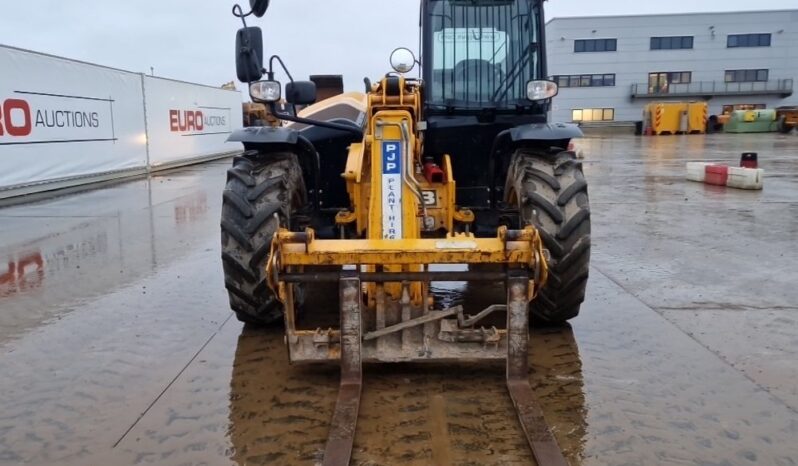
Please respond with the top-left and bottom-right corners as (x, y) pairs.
(227, 126), (320, 208)
(227, 126), (302, 145)
(509, 122), (583, 142)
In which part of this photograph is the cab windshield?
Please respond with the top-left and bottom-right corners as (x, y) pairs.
(425, 0), (541, 109)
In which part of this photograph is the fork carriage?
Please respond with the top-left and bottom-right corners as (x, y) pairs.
(269, 226), (547, 364)
(266, 227), (569, 466)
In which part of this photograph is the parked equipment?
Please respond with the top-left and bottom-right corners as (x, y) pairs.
(241, 102), (270, 127)
(222, 1), (590, 464)
(643, 102), (707, 135)
(724, 109), (778, 133)
(776, 106), (798, 134)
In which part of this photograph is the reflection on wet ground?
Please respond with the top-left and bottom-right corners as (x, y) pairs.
(1, 133), (797, 465)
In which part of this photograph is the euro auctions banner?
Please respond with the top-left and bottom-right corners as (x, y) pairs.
(0, 46), (147, 189)
(143, 76), (243, 166)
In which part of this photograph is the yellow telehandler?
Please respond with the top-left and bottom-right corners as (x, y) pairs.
(221, 1), (590, 464)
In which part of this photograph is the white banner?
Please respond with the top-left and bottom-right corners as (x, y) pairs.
(143, 76), (243, 167)
(0, 45), (244, 196)
(0, 46), (147, 188)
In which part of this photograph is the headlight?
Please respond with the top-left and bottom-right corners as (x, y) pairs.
(527, 80), (559, 102)
(250, 80), (281, 102)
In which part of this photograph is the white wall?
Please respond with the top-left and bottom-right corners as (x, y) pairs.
(0, 46), (147, 188)
(0, 45), (242, 198)
(546, 10), (798, 122)
(144, 77), (243, 167)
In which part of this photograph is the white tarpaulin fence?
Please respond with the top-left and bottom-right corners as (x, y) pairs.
(143, 76), (240, 167)
(0, 45), (242, 199)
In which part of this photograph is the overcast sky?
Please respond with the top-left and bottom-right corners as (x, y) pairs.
(1, 0), (794, 93)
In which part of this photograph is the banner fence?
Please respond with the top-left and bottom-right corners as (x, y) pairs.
(0, 45), (243, 199)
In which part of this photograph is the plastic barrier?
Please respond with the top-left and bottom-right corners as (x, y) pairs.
(727, 167), (764, 190)
(705, 165), (729, 186)
(685, 162), (764, 190)
(686, 162), (712, 182)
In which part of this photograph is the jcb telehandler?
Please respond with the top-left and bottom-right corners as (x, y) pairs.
(222, 1), (590, 464)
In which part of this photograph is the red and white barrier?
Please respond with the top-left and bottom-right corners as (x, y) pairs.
(686, 162), (763, 190)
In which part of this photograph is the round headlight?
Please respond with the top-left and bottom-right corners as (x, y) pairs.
(527, 80), (559, 102)
(250, 80), (281, 102)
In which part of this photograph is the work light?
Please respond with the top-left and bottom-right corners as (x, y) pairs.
(250, 80), (281, 102)
(526, 80), (559, 102)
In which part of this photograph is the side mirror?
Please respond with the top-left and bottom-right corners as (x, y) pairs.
(235, 27), (264, 83)
(390, 47), (416, 73)
(285, 81), (317, 105)
(250, 0), (270, 17)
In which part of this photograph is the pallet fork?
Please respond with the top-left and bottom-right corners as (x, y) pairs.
(267, 227), (569, 465)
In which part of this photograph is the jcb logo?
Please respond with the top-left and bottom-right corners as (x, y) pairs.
(0, 98), (33, 137)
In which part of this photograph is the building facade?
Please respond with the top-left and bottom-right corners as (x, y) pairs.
(545, 10), (798, 124)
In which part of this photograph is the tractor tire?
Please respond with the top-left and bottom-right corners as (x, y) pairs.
(221, 151), (306, 325)
(506, 148), (591, 323)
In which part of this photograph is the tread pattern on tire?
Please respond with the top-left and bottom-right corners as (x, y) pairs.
(221, 152), (306, 325)
(506, 148), (591, 323)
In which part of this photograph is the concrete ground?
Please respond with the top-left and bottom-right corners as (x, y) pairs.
(0, 133), (797, 465)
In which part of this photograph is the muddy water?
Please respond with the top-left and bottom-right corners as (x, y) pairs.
(1, 134), (798, 465)
(109, 293), (586, 466)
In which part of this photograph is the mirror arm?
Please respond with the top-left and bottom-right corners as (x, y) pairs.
(269, 55), (298, 114)
(269, 55), (295, 83)
(232, 4), (252, 23)
(261, 55), (360, 137)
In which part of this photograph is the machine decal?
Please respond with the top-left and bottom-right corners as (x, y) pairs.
(381, 141), (403, 239)
(421, 190), (437, 207)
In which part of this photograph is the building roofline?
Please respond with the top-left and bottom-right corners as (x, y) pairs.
(546, 8), (798, 25)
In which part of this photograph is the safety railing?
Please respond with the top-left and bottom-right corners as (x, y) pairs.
(631, 79), (794, 98)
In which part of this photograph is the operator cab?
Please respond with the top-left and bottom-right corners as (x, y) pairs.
(419, 0), (554, 210)
(422, 0), (549, 116)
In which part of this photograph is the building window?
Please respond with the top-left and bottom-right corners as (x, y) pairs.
(725, 69), (769, 83)
(651, 36), (694, 50)
(727, 33), (772, 48)
(648, 72), (692, 93)
(574, 39), (617, 53)
(572, 108), (615, 122)
(553, 74), (616, 88)
(722, 104), (766, 115)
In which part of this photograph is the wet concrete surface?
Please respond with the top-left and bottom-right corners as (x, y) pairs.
(1, 133), (797, 465)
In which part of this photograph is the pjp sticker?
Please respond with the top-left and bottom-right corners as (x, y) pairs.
(381, 141), (403, 239)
